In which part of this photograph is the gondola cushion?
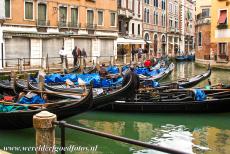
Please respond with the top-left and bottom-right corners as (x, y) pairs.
(194, 89), (207, 101)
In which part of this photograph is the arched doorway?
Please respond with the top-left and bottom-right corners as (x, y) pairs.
(144, 33), (150, 52)
(161, 35), (166, 56)
(154, 34), (158, 56)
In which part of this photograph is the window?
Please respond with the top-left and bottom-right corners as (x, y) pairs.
(175, 20), (178, 29)
(162, 0), (166, 10)
(154, 12), (158, 25)
(110, 12), (116, 26)
(154, 0), (158, 7)
(5, 0), (11, 18)
(144, 8), (146, 22)
(147, 9), (149, 23)
(98, 11), (103, 25)
(219, 43), (227, 55)
(87, 10), (94, 26)
(38, 3), (46, 25)
(162, 14), (166, 27)
(218, 10), (227, 24)
(175, 4), (178, 15)
(169, 3), (172, 13)
(169, 19), (173, 28)
(25, 1), (33, 20)
(138, 1), (140, 15)
(132, 23), (134, 34)
(59, 6), (67, 25)
(198, 32), (202, 46)
(71, 8), (78, 26)
(145, 0), (149, 4)
(202, 9), (210, 18)
(138, 24), (140, 35)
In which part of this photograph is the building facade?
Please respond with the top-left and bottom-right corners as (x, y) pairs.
(179, 0), (195, 55)
(210, 0), (230, 62)
(0, 0), (118, 68)
(195, 0), (211, 60)
(167, 0), (180, 57)
(143, 0), (167, 57)
(117, 0), (145, 59)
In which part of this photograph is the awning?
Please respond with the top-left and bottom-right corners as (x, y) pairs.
(117, 38), (146, 45)
(218, 10), (227, 24)
(146, 41), (152, 44)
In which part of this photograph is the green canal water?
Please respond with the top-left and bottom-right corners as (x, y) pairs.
(0, 62), (230, 154)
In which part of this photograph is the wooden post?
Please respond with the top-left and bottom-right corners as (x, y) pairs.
(38, 75), (44, 91)
(25, 72), (30, 89)
(33, 111), (57, 154)
(10, 71), (16, 92)
(19, 58), (23, 73)
(124, 54), (127, 64)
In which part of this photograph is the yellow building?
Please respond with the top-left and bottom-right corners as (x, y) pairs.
(1, 0), (118, 68)
(211, 0), (230, 61)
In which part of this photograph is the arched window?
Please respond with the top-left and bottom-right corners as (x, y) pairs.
(154, 34), (158, 54)
(145, 33), (150, 41)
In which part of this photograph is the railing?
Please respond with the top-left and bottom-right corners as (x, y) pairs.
(58, 21), (68, 28)
(86, 23), (97, 29)
(53, 120), (187, 154)
(68, 22), (81, 28)
(36, 20), (50, 27)
(218, 54), (229, 61)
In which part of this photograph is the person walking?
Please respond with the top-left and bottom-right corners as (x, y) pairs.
(59, 47), (65, 64)
(77, 47), (82, 65)
(81, 48), (87, 67)
(72, 46), (78, 66)
(131, 47), (135, 62)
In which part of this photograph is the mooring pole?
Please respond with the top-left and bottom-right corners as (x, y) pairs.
(33, 111), (57, 154)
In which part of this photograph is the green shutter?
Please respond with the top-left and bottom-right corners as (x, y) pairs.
(5, 0), (10, 18)
(71, 8), (78, 25)
(87, 10), (94, 25)
(25, 2), (33, 19)
(38, 4), (46, 21)
(59, 7), (67, 22)
(111, 13), (115, 26)
(98, 11), (103, 25)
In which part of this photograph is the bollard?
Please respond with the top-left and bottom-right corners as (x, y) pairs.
(124, 54), (127, 64)
(33, 111), (57, 154)
(38, 75), (45, 91)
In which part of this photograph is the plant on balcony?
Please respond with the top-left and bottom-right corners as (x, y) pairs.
(217, 24), (228, 29)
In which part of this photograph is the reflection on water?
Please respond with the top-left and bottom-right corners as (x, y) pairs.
(0, 62), (230, 154)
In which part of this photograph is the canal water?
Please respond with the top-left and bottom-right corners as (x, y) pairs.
(0, 62), (230, 154)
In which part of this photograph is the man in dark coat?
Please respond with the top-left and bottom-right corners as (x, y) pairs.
(72, 46), (78, 66)
(122, 65), (140, 102)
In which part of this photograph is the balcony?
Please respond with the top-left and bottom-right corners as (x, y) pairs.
(118, 9), (133, 19)
(86, 23), (97, 30)
(58, 21), (68, 28)
(68, 22), (81, 29)
(36, 20), (50, 27)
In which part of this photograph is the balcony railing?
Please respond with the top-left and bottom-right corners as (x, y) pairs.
(58, 21), (68, 28)
(36, 20), (50, 27)
(68, 22), (81, 28)
(86, 23), (97, 29)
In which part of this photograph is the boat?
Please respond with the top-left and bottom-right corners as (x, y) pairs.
(187, 54), (195, 61)
(0, 88), (93, 129)
(175, 55), (187, 61)
(98, 89), (230, 113)
(40, 73), (133, 108)
(11, 71), (134, 108)
(162, 67), (211, 88)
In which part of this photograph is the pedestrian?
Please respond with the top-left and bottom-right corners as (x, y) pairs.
(77, 47), (82, 65)
(59, 47), (66, 64)
(131, 47), (135, 62)
(82, 48), (87, 67)
(122, 65), (140, 102)
(72, 46), (78, 66)
(138, 48), (142, 62)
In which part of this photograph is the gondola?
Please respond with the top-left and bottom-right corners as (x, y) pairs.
(98, 89), (230, 113)
(175, 55), (187, 61)
(140, 63), (175, 82)
(36, 73), (134, 108)
(162, 67), (211, 88)
(0, 87), (93, 129)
